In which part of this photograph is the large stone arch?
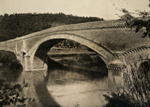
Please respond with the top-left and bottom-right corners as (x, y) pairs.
(25, 33), (115, 71)
(23, 33), (115, 107)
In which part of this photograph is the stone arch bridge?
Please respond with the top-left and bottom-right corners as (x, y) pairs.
(0, 20), (150, 107)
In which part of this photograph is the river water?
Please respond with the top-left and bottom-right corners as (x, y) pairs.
(47, 78), (108, 107)
(45, 54), (108, 107)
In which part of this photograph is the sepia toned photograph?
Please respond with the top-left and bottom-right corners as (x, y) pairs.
(0, 0), (150, 107)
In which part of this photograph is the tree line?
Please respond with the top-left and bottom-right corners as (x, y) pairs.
(0, 13), (103, 42)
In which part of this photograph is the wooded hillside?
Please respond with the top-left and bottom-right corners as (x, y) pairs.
(0, 13), (103, 41)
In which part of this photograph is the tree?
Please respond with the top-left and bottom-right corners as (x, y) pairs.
(118, 2), (150, 38)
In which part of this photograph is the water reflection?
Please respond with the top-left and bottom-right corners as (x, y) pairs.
(45, 54), (108, 107)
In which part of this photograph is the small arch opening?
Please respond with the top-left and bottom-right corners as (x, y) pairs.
(137, 61), (150, 80)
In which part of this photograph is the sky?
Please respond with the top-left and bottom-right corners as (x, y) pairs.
(0, 0), (150, 20)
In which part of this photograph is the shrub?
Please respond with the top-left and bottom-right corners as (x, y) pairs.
(0, 50), (22, 81)
(0, 79), (34, 107)
(103, 93), (136, 107)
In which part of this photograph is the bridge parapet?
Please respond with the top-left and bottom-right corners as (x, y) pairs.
(114, 46), (150, 65)
(0, 20), (149, 55)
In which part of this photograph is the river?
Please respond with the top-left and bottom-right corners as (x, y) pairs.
(45, 53), (108, 107)
(47, 78), (108, 107)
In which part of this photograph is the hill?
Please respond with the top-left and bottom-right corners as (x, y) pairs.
(0, 13), (103, 42)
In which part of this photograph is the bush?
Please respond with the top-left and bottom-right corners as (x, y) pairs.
(103, 93), (136, 107)
(0, 79), (34, 107)
(0, 50), (23, 81)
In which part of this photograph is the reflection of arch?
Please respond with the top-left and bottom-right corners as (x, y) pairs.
(28, 33), (115, 64)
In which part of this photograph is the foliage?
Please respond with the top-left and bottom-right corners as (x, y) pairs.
(54, 40), (80, 48)
(0, 79), (34, 107)
(0, 51), (34, 107)
(118, 2), (150, 38)
(0, 50), (22, 81)
(126, 18), (150, 38)
(123, 61), (150, 104)
(0, 79), (24, 107)
(103, 58), (150, 107)
(103, 93), (136, 107)
(0, 13), (103, 42)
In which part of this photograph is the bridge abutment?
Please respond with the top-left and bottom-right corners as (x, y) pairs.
(24, 54), (33, 71)
(107, 60), (125, 93)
